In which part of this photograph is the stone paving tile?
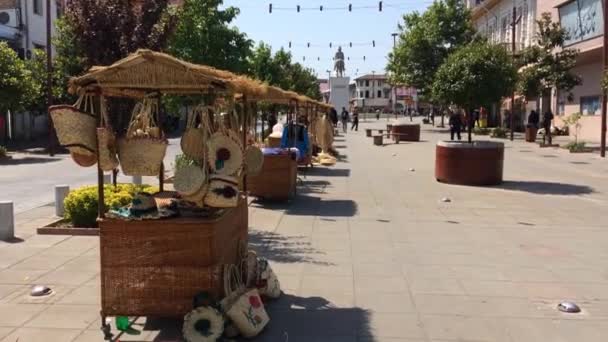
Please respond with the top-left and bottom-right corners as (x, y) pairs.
(23, 304), (98, 329)
(0, 303), (47, 327)
(420, 314), (512, 342)
(0, 327), (82, 342)
(360, 313), (426, 339)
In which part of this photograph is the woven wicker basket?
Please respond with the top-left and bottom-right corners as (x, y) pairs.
(118, 137), (168, 176)
(181, 106), (209, 161)
(99, 197), (248, 317)
(70, 151), (97, 167)
(97, 97), (119, 171)
(174, 165), (206, 196)
(49, 105), (97, 156)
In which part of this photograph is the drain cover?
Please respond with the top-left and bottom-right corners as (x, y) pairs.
(30, 285), (52, 297)
(558, 301), (580, 313)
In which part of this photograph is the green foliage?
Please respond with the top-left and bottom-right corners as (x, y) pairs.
(249, 43), (322, 100)
(517, 13), (581, 99)
(169, 0), (252, 74)
(387, 0), (475, 96)
(432, 41), (517, 110)
(473, 127), (490, 135)
(0, 146), (7, 158)
(491, 127), (508, 138)
(64, 184), (157, 227)
(0, 42), (38, 114)
(562, 112), (583, 144)
(174, 153), (198, 171)
(564, 141), (586, 152)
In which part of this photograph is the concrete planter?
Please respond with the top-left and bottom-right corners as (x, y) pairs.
(391, 123), (421, 142)
(435, 141), (504, 186)
(37, 218), (99, 236)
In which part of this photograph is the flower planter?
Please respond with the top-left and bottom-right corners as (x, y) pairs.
(435, 141), (504, 186)
(391, 124), (420, 142)
(37, 219), (100, 236)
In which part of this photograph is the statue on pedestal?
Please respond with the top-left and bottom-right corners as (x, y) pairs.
(334, 47), (345, 77)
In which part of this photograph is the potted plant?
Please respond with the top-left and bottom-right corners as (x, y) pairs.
(431, 40), (516, 186)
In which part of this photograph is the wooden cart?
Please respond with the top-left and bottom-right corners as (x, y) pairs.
(247, 154), (297, 200)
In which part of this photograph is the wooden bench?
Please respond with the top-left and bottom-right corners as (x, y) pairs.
(372, 133), (415, 146)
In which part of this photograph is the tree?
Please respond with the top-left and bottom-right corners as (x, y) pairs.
(249, 45), (321, 100)
(387, 0), (475, 100)
(517, 12), (581, 105)
(63, 0), (177, 67)
(0, 42), (38, 116)
(432, 41), (517, 142)
(169, 0), (253, 74)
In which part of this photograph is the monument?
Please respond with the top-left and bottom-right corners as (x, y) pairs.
(328, 47), (351, 112)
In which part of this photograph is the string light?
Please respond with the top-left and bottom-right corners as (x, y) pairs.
(285, 41), (382, 48)
(268, 2), (418, 13)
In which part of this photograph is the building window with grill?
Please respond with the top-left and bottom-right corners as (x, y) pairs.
(34, 0), (43, 15)
(365, 90), (369, 98)
(580, 96), (601, 115)
(559, 0), (604, 46)
(365, 80), (369, 87)
(359, 91), (363, 98)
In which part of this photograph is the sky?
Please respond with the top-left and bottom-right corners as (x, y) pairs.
(222, 0), (432, 79)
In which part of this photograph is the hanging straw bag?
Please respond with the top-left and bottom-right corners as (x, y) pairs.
(181, 105), (210, 162)
(174, 164), (206, 196)
(221, 264), (269, 338)
(70, 151), (97, 167)
(49, 92), (98, 156)
(118, 98), (168, 176)
(97, 96), (119, 171)
(204, 175), (239, 208)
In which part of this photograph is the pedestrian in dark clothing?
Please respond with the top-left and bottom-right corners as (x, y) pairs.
(340, 107), (349, 133)
(542, 110), (554, 144)
(449, 111), (462, 141)
(330, 108), (338, 128)
(528, 110), (539, 128)
(351, 111), (359, 131)
(267, 112), (278, 130)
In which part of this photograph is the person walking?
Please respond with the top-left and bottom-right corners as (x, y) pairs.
(329, 108), (338, 128)
(542, 110), (554, 144)
(375, 109), (380, 121)
(528, 110), (539, 128)
(351, 110), (359, 131)
(449, 110), (462, 141)
(340, 107), (349, 133)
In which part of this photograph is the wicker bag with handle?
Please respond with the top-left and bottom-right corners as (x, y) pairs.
(97, 96), (119, 171)
(49, 92), (98, 156)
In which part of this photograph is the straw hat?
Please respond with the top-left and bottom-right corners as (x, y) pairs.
(204, 175), (239, 208)
(244, 146), (264, 175)
(207, 132), (243, 176)
(174, 165), (206, 196)
(182, 306), (224, 342)
(107, 192), (176, 220)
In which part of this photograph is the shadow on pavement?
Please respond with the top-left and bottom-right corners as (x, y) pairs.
(252, 195), (357, 217)
(497, 181), (594, 195)
(249, 231), (333, 265)
(305, 168), (350, 177)
(298, 180), (330, 195)
(0, 156), (62, 165)
(125, 294), (371, 341)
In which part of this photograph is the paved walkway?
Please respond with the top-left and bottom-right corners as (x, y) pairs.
(1, 119), (608, 341)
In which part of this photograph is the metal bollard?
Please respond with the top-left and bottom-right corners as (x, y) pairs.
(0, 201), (15, 241)
(55, 185), (70, 217)
(132, 176), (142, 185)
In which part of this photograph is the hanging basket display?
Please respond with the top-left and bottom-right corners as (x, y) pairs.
(207, 132), (243, 176)
(181, 106), (210, 162)
(174, 165), (207, 196)
(204, 175), (239, 208)
(49, 93), (98, 157)
(244, 146), (264, 176)
(97, 96), (119, 171)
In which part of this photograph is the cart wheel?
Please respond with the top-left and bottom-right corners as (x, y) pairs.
(100, 314), (113, 341)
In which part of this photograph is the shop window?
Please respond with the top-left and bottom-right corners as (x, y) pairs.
(580, 96), (601, 115)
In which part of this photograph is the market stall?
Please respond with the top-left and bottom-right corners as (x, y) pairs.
(56, 50), (288, 341)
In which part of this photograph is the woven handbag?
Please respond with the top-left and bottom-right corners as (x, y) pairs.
(181, 105), (209, 162)
(49, 93), (97, 156)
(221, 264), (269, 338)
(174, 165), (206, 196)
(118, 98), (168, 176)
(204, 175), (239, 208)
(97, 96), (119, 171)
(244, 146), (264, 176)
(70, 151), (97, 167)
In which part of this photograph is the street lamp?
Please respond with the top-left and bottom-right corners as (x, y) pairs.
(391, 33), (398, 48)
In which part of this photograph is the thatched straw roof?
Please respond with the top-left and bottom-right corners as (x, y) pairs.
(69, 50), (266, 97)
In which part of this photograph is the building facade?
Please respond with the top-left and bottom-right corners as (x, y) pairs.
(470, 0), (604, 142)
(0, 0), (61, 58)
